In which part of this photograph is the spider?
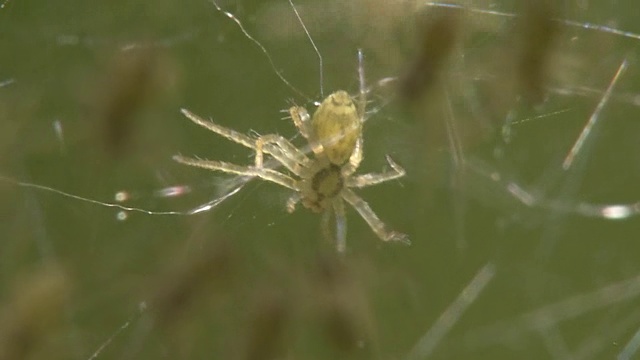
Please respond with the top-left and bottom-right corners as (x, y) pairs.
(174, 62), (408, 252)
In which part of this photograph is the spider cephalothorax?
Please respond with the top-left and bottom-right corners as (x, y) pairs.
(301, 162), (343, 213)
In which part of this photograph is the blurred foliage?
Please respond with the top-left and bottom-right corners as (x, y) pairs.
(1, 0), (640, 359)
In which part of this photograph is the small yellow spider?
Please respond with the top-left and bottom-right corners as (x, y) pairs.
(174, 85), (408, 252)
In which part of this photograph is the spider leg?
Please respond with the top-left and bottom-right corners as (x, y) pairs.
(341, 188), (409, 244)
(319, 200), (347, 253)
(343, 50), (368, 176)
(181, 108), (256, 149)
(255, 134), (310, 175)
(346, 155), (405, 188)
(288, 105), (311, 139)
(356, 49), (367, 121)
(182, 108), (306, 175)
(289, 106), (324, 156)
(321, 206), (333, 247)
(173, 155), (300, 191)
(333, 198), (347, 253)
(342, 136), (363, 176)
(286, 193), (301, 213)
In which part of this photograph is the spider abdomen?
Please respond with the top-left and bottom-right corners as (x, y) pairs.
(312, 90), (361, 165)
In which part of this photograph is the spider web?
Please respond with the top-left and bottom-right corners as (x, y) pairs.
(1, 0), (640, 359)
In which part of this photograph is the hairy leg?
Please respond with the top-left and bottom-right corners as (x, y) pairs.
(346, 155), (405, 187)
(173, 155), (300, 191)
(255, 134), (310, 174)
(181, 108), (256, 149)
(333, 198), (347, 253)
(289, 106), (324, 156)
(341, 188), (409, 244)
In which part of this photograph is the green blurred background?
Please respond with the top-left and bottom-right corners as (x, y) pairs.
(1, 0), (640, 359)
